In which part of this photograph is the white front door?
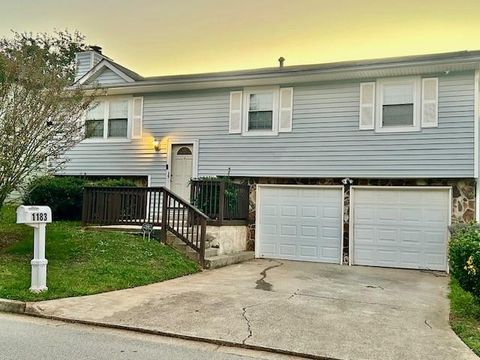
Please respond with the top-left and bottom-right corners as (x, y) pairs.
(351, 187), (450, 271)
(256, 185), (344, 263)
(170, 144), (193, 200)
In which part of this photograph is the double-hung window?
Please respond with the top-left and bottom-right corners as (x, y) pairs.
(108, 100), (129, 138)
(376, 78), (421, 132)
(243, 87), (279, 135)
(85, 102), (105, 138)
(248, 92), (274, 130)
(84, 98), (130, 140)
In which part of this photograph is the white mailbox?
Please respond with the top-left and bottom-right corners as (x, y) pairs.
(16, 205), (52, 293)
(17, 206), (52, 225)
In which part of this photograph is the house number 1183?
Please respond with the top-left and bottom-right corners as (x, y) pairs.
(32, 213), (48, 222)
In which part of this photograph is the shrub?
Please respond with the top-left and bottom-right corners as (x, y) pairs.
(88, 178), (138, 187)
(449, 223), (480, 299)
(23, 176), (139, 220)
(23, 176), (86, 220)
(190, 177), (240, 218)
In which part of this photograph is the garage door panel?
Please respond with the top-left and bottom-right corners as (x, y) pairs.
(258, 186), (342, 263)
(400, 208), (423, 222)
(280, 224), (297, 236)
(353, 188), (449, 271)
(301, 225), (317, 237)
(322, 247), (341, 260)
(299, 246), (317, 257)
(424, 208), (448, 223)
(377, 229), (398, 244)
(354, 206), (376, 222)
(259, 243), (276, 255)
(322, 225), (341, 238)
(400, 229), (422, 244)
(377, 208), (400, 222)
(423, 231), (446, 245)
(281, 206), (297, 217)
(279, 244), (296, 256)
(262, 205), (277, 217)
(301, 206), (317, 217)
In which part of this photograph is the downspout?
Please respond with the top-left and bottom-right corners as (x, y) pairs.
(475, 70), (480, 221)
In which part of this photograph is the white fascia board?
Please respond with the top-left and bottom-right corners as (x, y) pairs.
(77, 59), (136, 85)
(101, 62), (480, 95)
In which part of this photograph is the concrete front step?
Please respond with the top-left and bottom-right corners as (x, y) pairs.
(183, 247), (219, 262)
(204, 251), (255, 269)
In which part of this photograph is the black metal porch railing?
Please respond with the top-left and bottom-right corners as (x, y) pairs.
(82, 186), (208, 265)
(190, 179), (250, 225)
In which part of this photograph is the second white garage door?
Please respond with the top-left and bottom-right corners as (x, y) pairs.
(256, 185), (343, 263)
(351, 187), (451, 271)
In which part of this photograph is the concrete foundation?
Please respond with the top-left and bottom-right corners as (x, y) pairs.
(206, 226), (247, 255)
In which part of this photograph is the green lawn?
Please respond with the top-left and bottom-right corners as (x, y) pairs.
(450, 279), (480, 356)
(0, 206), (199, 302)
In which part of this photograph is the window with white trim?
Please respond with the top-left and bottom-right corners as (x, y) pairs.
(108, 100), (128, 138)
(84, 98), (130, 140)
(229, 87), (293, 136)
(243, 87), (279, 135)
(376, 78), (421, 132)
(85, 102), (105, 138)
(248, 92), (274, 131)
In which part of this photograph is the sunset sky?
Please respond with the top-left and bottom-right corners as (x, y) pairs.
(0, 0), (479, 76)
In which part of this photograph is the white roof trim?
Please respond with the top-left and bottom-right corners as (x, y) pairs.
(77, 59), (136, 85)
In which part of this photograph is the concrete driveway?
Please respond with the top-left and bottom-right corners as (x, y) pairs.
(28, 260), (477, 360)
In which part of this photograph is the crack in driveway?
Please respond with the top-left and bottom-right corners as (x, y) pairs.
(255, 260), (283, 291)
(241, 306), (253, 344)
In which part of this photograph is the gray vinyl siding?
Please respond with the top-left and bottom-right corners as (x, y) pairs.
(61, 71), (475, 185)
(90, 68), (128, 85)
(60, 140), (165, 185)
(75, 53), (91, 81)
(74, 52), (103, 82)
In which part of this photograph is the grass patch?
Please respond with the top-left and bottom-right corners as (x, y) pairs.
(450, 279), (480, 355)
(0, 206), (199, 301)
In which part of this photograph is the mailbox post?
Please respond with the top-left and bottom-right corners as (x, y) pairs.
(16, 205), (52, 293)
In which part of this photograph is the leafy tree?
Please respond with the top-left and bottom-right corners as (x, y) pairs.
(0, 30), (96, 208)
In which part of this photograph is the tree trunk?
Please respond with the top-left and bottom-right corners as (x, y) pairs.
(0, 186), (12, 211)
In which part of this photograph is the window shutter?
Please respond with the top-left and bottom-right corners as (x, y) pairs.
(229, 91), (243, 134)
(279, 87), (294, 132)
(132, 97), (143, 139)
(359, 82), (375, 130)
(421, 78), (438, 128)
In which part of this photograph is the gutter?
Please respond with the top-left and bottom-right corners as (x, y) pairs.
(99, 59), (480, 95)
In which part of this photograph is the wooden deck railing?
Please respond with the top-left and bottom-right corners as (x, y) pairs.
(82, 186), (208, 265)
(190, 179), (250, 225)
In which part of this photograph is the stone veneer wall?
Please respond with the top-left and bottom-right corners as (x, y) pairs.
(242, 177), (476, 259)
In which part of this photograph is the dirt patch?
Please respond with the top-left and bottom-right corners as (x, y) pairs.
(0, 231), (24, 251)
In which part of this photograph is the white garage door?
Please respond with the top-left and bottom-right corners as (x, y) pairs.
(256, 185), (343, 263)
(351, 187), (450, 271)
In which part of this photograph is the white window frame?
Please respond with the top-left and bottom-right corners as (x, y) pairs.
(82, 96), (132, 143)
(375, 77), (422, 133)
(242, 86), (279, 136)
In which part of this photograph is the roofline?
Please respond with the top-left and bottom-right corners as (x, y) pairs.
(143, 50), (480, 81)
(79, 50), (480, 94)
(76, 59), (137, 85)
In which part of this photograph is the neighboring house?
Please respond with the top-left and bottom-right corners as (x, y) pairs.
(64, 47), (480, 271)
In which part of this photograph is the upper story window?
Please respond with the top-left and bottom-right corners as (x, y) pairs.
(228, 86), (293, 136)
(243, 87), (278, 135)
(85, 102), (105, 138)
(377, 78), (421, 132)
(247, 92), (274, 131)
(359, 77), (437, 132)
(84, 98), (131, 141)
(108, 100), (129, 138)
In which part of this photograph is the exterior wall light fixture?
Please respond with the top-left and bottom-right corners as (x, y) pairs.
(153, 139), (160, 152)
